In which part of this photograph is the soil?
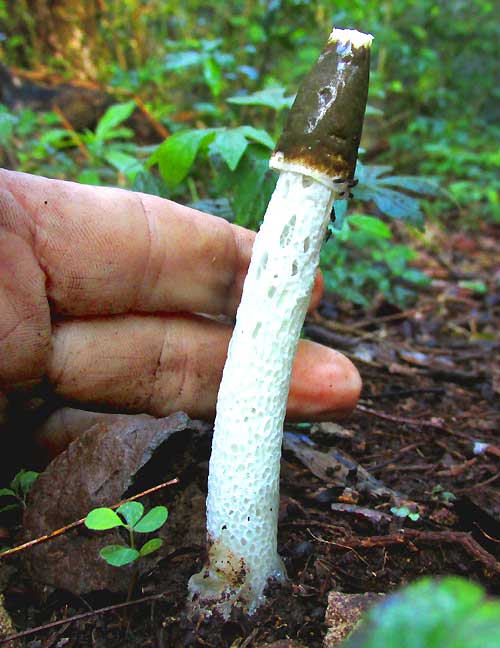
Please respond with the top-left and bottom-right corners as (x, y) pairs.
(0, 218), (499, 647)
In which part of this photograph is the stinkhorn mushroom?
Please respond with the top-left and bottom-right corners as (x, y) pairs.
(188, 27), (372, 618)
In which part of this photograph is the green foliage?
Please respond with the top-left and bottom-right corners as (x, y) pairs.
(1, 0), (497, 306)
(321, 214), (429, 307)
(85, 502), (168, 567)
(342, 577), (500, 648)
(0, 469), (39, 513)
(390, 505), (420, 522)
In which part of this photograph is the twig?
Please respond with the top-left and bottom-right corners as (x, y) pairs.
(454, 472), (500, 494)
(318, 530), (500, 575)
(0, 478), (179, 560)
(0, 591), (170, 644)
(51, 104), (91, 160)
(356, 405), (472, 440)
(349, 304), (434, 330)
(133, 95), (169, 139)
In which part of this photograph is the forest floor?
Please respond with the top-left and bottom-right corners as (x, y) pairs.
(0, 217), (499, 647)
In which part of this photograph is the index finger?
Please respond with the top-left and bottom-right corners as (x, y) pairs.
(1, 169), (258, 317)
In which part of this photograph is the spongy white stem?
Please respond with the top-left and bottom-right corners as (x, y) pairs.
(188, 171), (334, 616)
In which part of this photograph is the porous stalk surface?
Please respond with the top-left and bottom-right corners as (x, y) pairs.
(189, 171), (334, 616)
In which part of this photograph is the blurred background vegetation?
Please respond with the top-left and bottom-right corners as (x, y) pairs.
(1, 0), (498, 308)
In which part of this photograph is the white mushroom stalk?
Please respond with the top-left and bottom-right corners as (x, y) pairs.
(188, 28), (373, 619)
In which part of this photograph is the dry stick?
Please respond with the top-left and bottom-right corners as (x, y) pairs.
(133, 95), (170, 139)
(454, 472), (500, 494)
(0, 478), (179, 560)
(51, 104), (91, 160)
(311, 529), (500, 575)
(349, 304), (434, 330)
(0, 591), (170, 645)
(356, 404), (473, 440)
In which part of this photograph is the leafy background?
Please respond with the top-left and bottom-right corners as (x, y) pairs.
(1, 0), (498, 308)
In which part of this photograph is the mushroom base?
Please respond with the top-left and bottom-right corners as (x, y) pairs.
(187, 536), (286, 620)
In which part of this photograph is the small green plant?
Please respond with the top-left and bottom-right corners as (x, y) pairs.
(431, 485), (457, 503)
(342, 576), (500, 648)
(0, 469), (39, 512)
(321, 213), (429, 307)
(390, 505), (420, 522)
(85, 501), (168, 567)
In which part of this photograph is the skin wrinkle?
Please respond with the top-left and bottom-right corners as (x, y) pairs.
(150, 319), (190, 414)
(48, 322), (73, 393)
(148, 320), (171, 414)
(134, 193), (157, 312)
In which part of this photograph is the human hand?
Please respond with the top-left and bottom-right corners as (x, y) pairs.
(0, 169), (361, 427)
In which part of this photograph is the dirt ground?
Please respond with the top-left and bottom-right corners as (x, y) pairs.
(0, 218), (499, 647)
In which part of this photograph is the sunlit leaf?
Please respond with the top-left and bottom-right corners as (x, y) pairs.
(227, 87), (294, 111)
(152, 129), (216, 188)
(211, 129), (249, 170)
(85, 508), (124, 530)
(117, 502), (144, 527)
(348, 215), (392, 238)
(133, 506), (168, 533)
(95, 102), (136, 140)
(239, 125), (275, 150)
(203, 57), (223, 97)
(104, 151), (143, 180)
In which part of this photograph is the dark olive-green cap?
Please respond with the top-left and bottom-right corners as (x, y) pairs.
(270, 29), (372, 189)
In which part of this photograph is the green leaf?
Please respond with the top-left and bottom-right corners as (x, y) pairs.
(227, 87), (294, 111)
(458, 280), (487, 294)
(139, 537), (163, 557)
(77, 170), (101, 185)
(152, 129), (216, 188)
(85, 508), (124, 530)
(95, 101), (136, 140)
(378, 175), (441, 196)
(0, 488), (16, 499)
(0, 504), (20, 513)
(225, 145), (276, 226)
(117, 502), (144, 527)
(239, 126), (275, 150)
(104, 151), (143, 180)
(391, 506), (411, 518)
(100, 544), (139, 567)
(211, 129), (249, 171)
(358, 185), (423, 226)
(133, 506), (168, 533)
(163, 50), (203, 71)
(348, 215), (392, 239)
(343, 577), (500, 648)
(11, 470), (39, 497)
(39, 128), (77, 148)
(203, 57), (223, 97)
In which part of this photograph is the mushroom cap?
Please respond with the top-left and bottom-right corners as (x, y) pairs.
(270, 28), (372, 191)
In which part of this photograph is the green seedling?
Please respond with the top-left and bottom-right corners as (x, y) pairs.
(390, 505), (420, 522)
(0, 469), (39, 512)
(85, 501), (168, 567)
(431, 484), (457, 503)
